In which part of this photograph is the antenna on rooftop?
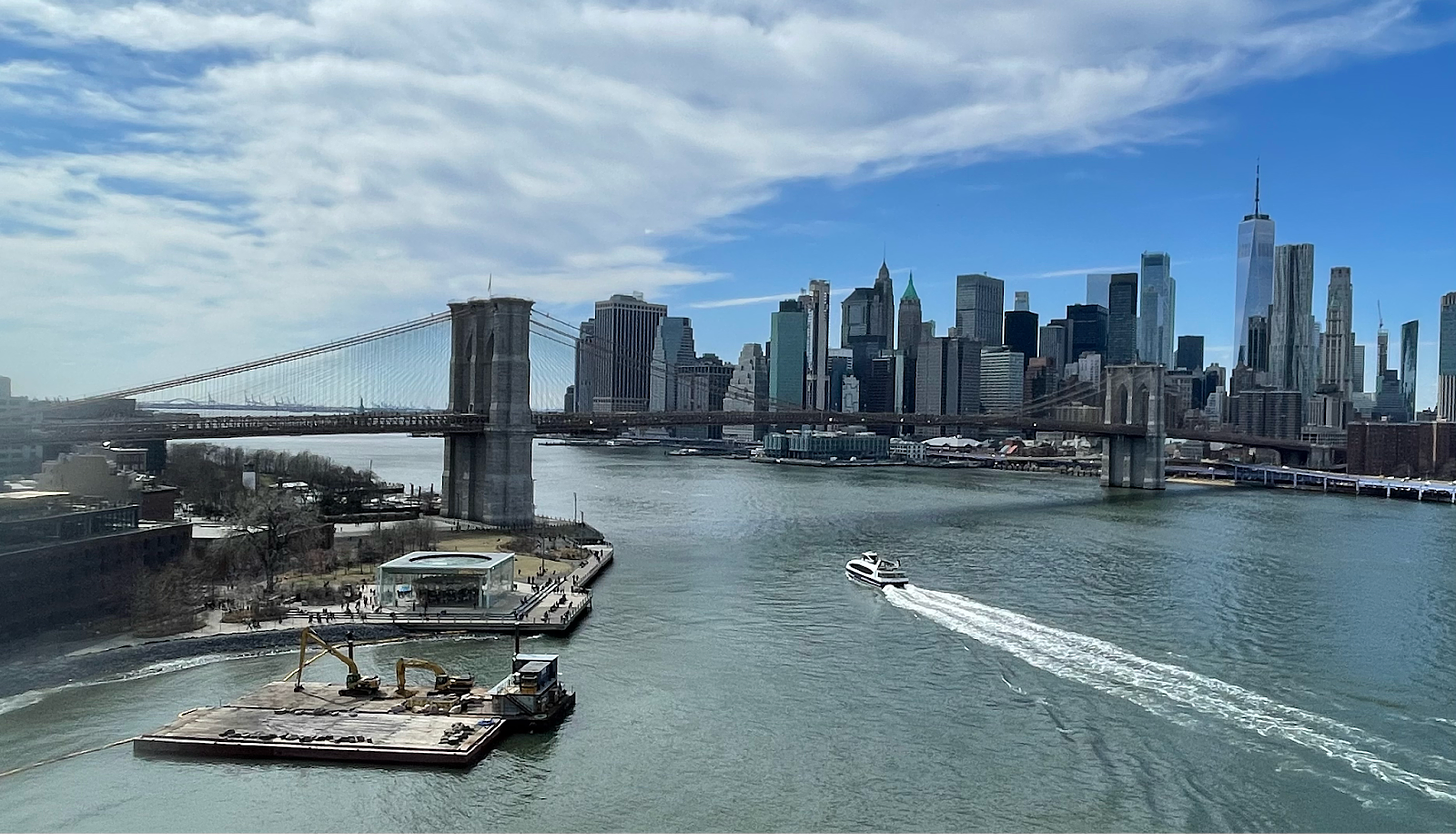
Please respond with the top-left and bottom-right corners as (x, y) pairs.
(1254, 159), (1261, 216)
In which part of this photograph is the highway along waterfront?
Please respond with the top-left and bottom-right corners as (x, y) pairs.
(1, 438), (1453, 832)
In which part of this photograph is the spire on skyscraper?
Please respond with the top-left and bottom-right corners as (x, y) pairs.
(1245, 161), (1269, 221)
(902, 272), (918, 302)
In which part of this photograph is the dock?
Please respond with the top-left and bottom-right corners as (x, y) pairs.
(1166, 463), (1456, 504)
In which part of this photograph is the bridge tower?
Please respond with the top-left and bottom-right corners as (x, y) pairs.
(442, 298), (535, 527)
(1101, 364), (1166, 489)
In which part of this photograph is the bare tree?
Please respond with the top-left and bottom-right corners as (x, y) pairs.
(226, 490), (322, 594)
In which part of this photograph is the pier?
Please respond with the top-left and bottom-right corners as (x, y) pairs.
(1166, 463), (1456, 503)
(379, 543), (613, 634)
(1230, 464), (1456, 502)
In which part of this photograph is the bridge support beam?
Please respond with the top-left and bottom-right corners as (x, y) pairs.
(1101, 364), (1166, 490)
(442, 298), (535, 528)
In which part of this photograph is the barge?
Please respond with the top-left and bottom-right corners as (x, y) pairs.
(134, 628), (574, 768)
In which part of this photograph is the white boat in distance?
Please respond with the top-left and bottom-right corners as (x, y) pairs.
(844, 552), (908, 588)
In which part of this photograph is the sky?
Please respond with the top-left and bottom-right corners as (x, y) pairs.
(1, 1), (1454, 407)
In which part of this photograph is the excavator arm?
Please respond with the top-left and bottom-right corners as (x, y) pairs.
(395, 658), (448, 696)
(293, 627), (380, 696)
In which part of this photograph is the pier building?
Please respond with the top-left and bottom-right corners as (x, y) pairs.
(377, 551), (515, 611)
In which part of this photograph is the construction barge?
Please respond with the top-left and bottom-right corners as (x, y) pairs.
(134, 628), (573, 768)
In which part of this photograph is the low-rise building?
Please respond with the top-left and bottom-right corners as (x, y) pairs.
(762, 428), (890, 461)
(1347, 421), (1456, 478)
(377, 551), (516, 611)
(0, 491), (193, 636)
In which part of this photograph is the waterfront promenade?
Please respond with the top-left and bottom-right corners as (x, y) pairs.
(69, 543), (615, 656)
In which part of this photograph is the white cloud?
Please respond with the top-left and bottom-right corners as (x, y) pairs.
(1021, 266), (1140, 279)
(688, 292), (799, 309)
(0, 0), (1448, 395)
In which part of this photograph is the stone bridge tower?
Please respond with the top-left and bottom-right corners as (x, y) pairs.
(442, 297), (535, 527)
(1102, 364), (1166, 489)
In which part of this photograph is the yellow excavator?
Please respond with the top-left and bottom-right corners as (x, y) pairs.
(292, 627), (381, 697)
(394, 657), (476, 697)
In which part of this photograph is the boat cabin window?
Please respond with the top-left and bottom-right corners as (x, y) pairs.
(849, 563), (871, 574)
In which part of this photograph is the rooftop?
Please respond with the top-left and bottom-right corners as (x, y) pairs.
(378, 550), (514, 572)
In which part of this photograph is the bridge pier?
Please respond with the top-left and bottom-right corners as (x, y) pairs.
(1101, 364), (1166, 490)
(441, 298), (535, 528)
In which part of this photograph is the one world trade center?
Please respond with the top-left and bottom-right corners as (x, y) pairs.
(1234, 167), (1276, 369)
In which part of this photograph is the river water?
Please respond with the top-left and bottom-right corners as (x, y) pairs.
(1, 438), (1454, 832)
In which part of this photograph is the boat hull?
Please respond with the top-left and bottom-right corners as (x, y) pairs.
(844, 569), (907, 589)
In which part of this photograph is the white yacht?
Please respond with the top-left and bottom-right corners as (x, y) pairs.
(844, 552), (908, 588)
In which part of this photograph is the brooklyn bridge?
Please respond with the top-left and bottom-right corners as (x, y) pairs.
(4, 297), (1317, 525)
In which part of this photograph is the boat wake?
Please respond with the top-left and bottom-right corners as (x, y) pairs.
(883, 584), (1456, 805)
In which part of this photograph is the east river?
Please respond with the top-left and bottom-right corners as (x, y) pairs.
(1, 438), (1454, 832)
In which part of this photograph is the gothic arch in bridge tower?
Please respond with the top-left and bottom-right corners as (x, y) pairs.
(1102, 364), (1165, 490)
(1113, 382), (1131, 423)
(1132, 383), (1149, 425)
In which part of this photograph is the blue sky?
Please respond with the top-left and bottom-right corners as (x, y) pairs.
(1, 1), (1453, 407)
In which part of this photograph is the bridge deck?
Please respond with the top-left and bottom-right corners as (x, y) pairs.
(2, 409), (1318, 453)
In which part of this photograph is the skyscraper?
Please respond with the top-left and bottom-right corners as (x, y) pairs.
(723, 343), (770, 440)
(1038, 323), (1067, 372)
(1269, 243), (1316, 397)
(897, 274), (923, 413)
(897, 273), (923, 353)
(1400, 320), (1418, 420)
(955, 273), (1005, 344)
(1352, 344), (1366, 393)
(1234, 167), (1276, 366)
(1320, 267), (1355, 397)
(979, 347), (1025, 413)
(1378, 325), (1389, 377)
(676, 354), (733, 413)
(649, 316), (695, 412)
(841, 260), (896, 379)
(1107, 273), (1139, 364)
(1086, 274), (1111, 309)
(578, 292), (666, 412)
(769, 300), (807, 411)
(1066, 304), (1109, 361)
(1175, 336), (1204, 372)
(1440, 292), (1456, 421)
(1246, 314), (1271, 374)
(1013, 291), (1030, 312)
(800, 279), (831, 410)
(874, 260), (895, 348)
(573, 317), (597, 412)
(1137, 252), (1175, 366)
(862, 354), (900, 414)
(916, 336), (981, 417)
(1003, 307), (1038, 366)
(1374, 322), (1405, 421)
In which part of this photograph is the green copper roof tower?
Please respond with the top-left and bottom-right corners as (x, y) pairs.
(901, 272), (919, 302)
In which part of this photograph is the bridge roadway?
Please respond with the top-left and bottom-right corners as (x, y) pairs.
(0, 409), (1318, 454)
